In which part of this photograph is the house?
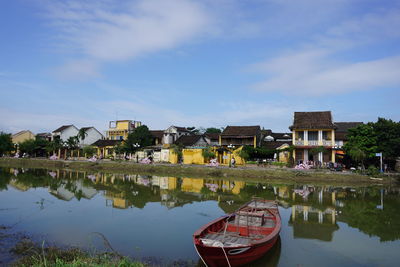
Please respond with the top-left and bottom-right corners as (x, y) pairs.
(52, 125), (79, 142)
(150, 130), (164, 146)
(333, 122), (363, 149)
(262, 130), (292, 162)
(12, 130), (35, 144)
(162, 126), (192, 146)
(92, 139), (121, 158)
(205, 133), (220, 146)
(220, 126), (261, 148)
(106, 120), (142, 140)
(79, 127), (104, 146)
(36, 132), (52, 141)
(290, 111), (337, 164)
(175, 135), (209, 148)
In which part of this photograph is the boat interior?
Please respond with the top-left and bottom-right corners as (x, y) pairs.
(199, 200), (278, 248)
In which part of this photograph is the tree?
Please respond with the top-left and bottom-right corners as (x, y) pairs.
(373, 118), (400, 161)
(77, 128), (88, 143)
(82, 146), (96, 157)
(18, 139), (37, 156)
(170, 143), (184, 163)
(202, 147), (216, 162)
(344, 123), (378, 165)
(0, 132), (14, 156)
(66, 136), (79, 157)
(124, 125), (153, 153)
(205, 127), (222, 134)
(348, 147), (366, 170)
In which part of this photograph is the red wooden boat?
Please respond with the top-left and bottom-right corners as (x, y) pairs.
(193, 199), (281, 267)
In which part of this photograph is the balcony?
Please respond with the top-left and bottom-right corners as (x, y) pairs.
(294, 140), (333, 146)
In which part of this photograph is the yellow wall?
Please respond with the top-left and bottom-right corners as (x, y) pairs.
(183, 149), (205, 165)
(13, 131), (35, 144)
(116, 121), (130, 130)
(169, 150), (178, 164)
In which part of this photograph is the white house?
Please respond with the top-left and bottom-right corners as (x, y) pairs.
(79, 127), (104, 147)
(52, 125), (79, 142)
(162, 126), (192, 145)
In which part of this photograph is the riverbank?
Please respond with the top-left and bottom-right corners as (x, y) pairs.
(1, 158), (398, 186)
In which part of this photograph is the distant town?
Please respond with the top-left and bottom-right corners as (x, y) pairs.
(2, 111), (400, 172)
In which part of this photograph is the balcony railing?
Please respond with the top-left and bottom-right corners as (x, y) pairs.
(322, 140), (332, 146)
(294, 140), (333, 146)
(308, 140), (318, 146)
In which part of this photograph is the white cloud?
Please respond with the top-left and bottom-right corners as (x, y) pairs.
(250, 6), (400, 95)
(42, 0), (211, 78)
(252, 51), (400, 95)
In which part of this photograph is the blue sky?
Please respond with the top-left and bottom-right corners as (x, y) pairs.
(1, 0), (399, 134)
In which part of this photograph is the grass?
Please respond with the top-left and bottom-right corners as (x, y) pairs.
(11, 239), (146, 267)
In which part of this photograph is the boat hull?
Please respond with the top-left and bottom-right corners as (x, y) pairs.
(194, 234), (279, 267)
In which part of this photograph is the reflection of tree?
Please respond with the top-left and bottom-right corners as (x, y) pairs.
(0, 169), (12, 190)
(339, 195), (400, 242)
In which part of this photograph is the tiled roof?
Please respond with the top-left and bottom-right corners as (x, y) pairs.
(334, 122), (363, 140)
(334, 122), (363, 132)
(91, 139), (121, 147)
(290, 111), (336, 130)
(173, 126), (191, 132)
(12, 130), (33, 137)
(174, 135), (205, 146)
(271, 132), (292, 140)
(150, 130), (164, 139)
(262, 141), (291, 150)
(80, 127), (93, 131)
(53, 125), (74, 133)
(221, 126), (261, 137)
(205, 133), (220, 141)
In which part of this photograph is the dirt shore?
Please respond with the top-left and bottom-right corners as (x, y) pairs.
(1, 158), (398, 186)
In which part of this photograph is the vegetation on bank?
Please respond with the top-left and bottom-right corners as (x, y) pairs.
(11, 239), (145, 267)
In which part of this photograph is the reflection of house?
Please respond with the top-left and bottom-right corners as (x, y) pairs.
(106, 120), (142, 140)
(9, 179), (30, 191)
(52, 125), (79, 142)
(290, 111), (337, 164)
(79, 127), (104, 146)
(289, 205), (338, 241)
(49, 181), (97, 201)
(220, 126), (261, 148)
(12, 130), (35, 144)
(92, 139), (121, 157)
(162, 126), (192, 146)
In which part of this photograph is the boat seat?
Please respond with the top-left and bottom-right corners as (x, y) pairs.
(202, 232), (253, 247)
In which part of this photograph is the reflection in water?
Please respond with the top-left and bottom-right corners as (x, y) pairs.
(1, 167), (400, 266)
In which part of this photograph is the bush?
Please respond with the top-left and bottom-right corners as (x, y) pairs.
(82, 146), (96, 157)
(366, 165), (380, 176)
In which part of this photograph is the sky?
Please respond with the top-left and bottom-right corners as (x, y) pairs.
(1, 0), (399, 134)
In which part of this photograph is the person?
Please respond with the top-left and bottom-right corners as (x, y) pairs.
(231, 157), (236, 168)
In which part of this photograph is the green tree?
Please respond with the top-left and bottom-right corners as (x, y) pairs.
(124, 125), (153, 153)
(348, 147), (366, 170)
(18, 139), (37, 156)
(46, 139), (63, 155)
(344, 123), (378, 163)
(66, 136), (79, 157)
(170, 143), (184, 163)
(202, 147), (216, 162)
(205, 127), (222, 134)
(77, 128), (88, 142)
(0, 132), (14, 156)
(373, 118), (400, 160)
(82, 145), (96, 157)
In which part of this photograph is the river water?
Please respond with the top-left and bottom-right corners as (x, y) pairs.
(0, 167), (399, 266)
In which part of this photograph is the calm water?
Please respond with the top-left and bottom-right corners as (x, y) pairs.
(0, 167), (399, 266)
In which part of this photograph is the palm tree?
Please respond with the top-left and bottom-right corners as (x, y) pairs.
(66, 136), (79, 158)
(77, 128), (88, 143)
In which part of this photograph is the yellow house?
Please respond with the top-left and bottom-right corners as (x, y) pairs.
(92, 139), (122, 158)
(106, 120), (142, 140)
(12, 130), (35, 144)
(290, 111), (336, 164)
(219, 126), (261, 148)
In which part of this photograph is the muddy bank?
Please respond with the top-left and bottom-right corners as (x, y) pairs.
(0, 158), (398, 186)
